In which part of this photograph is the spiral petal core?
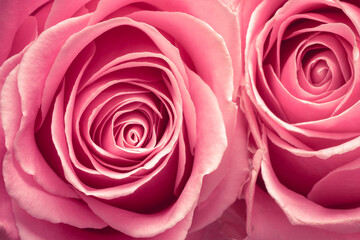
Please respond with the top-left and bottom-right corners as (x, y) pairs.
(246, 0), (360, 233)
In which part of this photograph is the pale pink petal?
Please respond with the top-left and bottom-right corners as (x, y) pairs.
(1, 67), (22, 149)
(0, 25), (90, 211)
(13, 200), (193, 240)
(13, 14), (91, 175)
(12, 202), (127, 240)
(190, 109), (249, 232)
(247, 186), (360, 240)
(0, 45), (26, 87)
(0, 179), (18, 240)
(0, 130), (18, 239)
(3, 150), (106, 229)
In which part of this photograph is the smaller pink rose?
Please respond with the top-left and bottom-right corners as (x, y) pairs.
(240, 0), (360, 238)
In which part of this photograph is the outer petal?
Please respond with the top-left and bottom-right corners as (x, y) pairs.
(0, 181), (17, 240)
(261, 146), (360, 233)
(187, 199), (247, 240)
(12, 201), (194, 240)
(0, 65), (22, 240)
(0, 47), (31, 240)
(0, 0), (48, 64)
(0, 138), (17, 240)
(5, 14), (92, 200)
(190, 106), (249, 232)
(246, 186), (360, 240)
(44, 0), (92, 29)
(3, 149), (106, 229)
(307, 157), (360, 208)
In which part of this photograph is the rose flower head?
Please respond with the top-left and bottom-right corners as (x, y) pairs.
(241, 0), (360, 239)
(0, 0), (248, 239)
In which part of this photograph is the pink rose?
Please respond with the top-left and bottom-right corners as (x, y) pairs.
(0, 0), (248, 239)
(240, 0), (360, 238)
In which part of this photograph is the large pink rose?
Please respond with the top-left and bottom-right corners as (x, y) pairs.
(0, 0), (248, 239)
(240, 0), (360, 239)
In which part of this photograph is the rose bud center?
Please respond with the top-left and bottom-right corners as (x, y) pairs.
(310, 59), (329, 86)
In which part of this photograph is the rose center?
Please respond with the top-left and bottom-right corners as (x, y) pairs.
(114, 123), (145, 148)
(300, 47), (335, 88)
(309, 60), (329, 86)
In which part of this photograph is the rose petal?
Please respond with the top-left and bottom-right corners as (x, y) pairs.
(12, 13), (90, 177)
(190, 109), (249, 232)
(0, 179), (17, 240)
(308, 157), (360, 208)
(3, 150), (106, 229)
(12, 200), (193, 240)
(246, 186), (360, 240)
(44, 0), (92, 29)
(0, 0), (48, 64)
(340, 1), (360, 37)
(0, 132), (18, 239)
(262, 144), (360, 233)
